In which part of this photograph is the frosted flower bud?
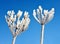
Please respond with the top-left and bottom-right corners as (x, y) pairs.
(44, 10), (48, 16)
(49, 8), (55, 16)
(10, 11), (14, 20)
(39, 6), (42, 11)
(33, 9), (36, 16)
(52, 8), (54, 11)
(7, 11), (11, 16)
(17, 10), (23, 18)
(24, 11), (29, 17)
(37, 9), (40, 15)
(11, 10), (15, 15)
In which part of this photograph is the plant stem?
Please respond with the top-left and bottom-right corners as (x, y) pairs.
(40, 24), (45, 44)
(12, 36), (17, 44)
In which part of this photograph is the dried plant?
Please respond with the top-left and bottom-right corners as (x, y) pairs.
(33, 6), (55, 44)
(5, 10), (30, 44)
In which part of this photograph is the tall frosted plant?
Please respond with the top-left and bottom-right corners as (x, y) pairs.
(33, 6), (55, 44)
(5, 10), (30, 44)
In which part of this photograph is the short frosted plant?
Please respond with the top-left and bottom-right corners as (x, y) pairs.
(5, 10), (30, 44)
(33, 6), (55, 44)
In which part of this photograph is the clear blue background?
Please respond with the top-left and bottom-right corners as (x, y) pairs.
(0, 0), (60, 44)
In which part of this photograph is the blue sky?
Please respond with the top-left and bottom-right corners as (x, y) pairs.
(0, 0), (60, 44)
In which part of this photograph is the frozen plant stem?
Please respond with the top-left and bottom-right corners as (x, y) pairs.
(40, 24), (44, 44)
(12, 36), (17, 44)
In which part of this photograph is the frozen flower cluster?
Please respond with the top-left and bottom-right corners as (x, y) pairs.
(33, 6), (55, 25)
(5, 10), (30, 37)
